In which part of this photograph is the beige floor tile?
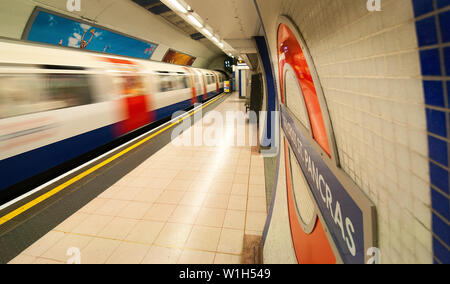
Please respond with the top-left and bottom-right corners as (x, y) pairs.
(238, 159), (251, 167)
(112, 186), (144, 201)
(105, 242), (151, 264)
(128, 176), (152, 188)
(233, 174), (249, 184)
(97, 217), (138, 240)
(145, 169), (180, 180)
(23, 231), (66, 257)
(146, 178), (173, 190)
(250, 166), (265, 176)
(79, 198), (108, 214)
(41, 233), (92, 262)
(217, 229), (244, 255)
(228, 196), (247, 211)
(247, 197), (267, 213)
(133, 189), (162, 203)
(180, 192), (207, 206)
(154, 223), (192, 247)
(235, 166), (250, 175)
(217, 164), (236, 174)
(81, 238), (121, 264)
(165, 179), (192, 191)
(231, 184), (248, 196)
(203, 193), (230, 209)
(245, 212), (267, 232)
(195, 208), (226, 227)
(116, 201), (153, 219)
(187, 181), (210, 193)
(8, 254), (36, 264)
(178, 250), (215, 264)
(94, 199), (130, 216)
(214, 253), (242, 264)
(156, 191), (185, 205)
(223, 210), (246, 230)
(114, 176), (135, 187)
(249, 174), (265, 186)
(143, 203), (176, 222)
(214, 173), (235, 183)
(54, 212), (90, 233)
(196, 171), (213, 181)
(175, 170), (200, 181)
(249, 184), (266, 197)
(185, 226), (222, 251)
(98, 186), (122, 199)
(245, 230), (263, 236)
(142, 246), (182, 264)
(125, 220), (165, 244)
(33, 257), (64, 264)
(210, 182), (233, 195)
(72, 214), (113, 236)
(169, 205), (201, 224)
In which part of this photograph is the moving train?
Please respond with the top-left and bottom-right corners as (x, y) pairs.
(0, 39), (225, 200)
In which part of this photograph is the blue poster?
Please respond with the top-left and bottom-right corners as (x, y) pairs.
(27, 11), (157, 60)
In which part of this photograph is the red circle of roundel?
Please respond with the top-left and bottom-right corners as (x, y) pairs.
(278, 22), (336, 264)
(283, 140), (336, 264)
(278, 23), (330, 156)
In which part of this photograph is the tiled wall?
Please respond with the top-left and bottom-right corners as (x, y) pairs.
(256, 0), (446, 263)
(412, 0), (450, 264)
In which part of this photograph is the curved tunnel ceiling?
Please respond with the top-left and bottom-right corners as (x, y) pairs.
(1, 0), (224, 67)
(131, 0), (223, 53)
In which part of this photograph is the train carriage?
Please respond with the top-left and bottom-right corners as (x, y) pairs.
(0, 39), (225, 201)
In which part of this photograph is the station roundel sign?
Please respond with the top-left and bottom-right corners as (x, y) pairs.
(276, 16), (377, 264)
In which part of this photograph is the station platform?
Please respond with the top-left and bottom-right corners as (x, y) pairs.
(6, 92), (268, 264)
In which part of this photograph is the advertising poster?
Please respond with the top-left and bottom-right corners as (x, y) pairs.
(26, 10), (157, 60)
(162, 49), (196, 66)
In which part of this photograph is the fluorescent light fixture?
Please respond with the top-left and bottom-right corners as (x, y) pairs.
(218, 42), (224, 48)
(187, 14), (203, 28)
(212, 37), (219, 43)
(166, 0), (188, 13)
(202, 28), (213, 37)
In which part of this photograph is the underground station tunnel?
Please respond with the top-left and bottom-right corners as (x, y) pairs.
(0, 0), (448, 268)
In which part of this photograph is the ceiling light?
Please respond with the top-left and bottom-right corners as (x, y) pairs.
(202, 28), (213, 37)
(166, 0), (188, 13)
(218, 42), (224, 48)
(212, 37), (219, 43)
(187, 15), (203, 28)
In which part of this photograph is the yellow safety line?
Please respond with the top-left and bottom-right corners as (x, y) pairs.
(0, 94), (227, 226)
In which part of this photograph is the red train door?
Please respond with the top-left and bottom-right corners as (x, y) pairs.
(183, 67), (197, 105)
(119, 75), (152, 135)
(100, 57), (153, 136)
(201, 72), (208, 101)
(214, 73), (220, 94)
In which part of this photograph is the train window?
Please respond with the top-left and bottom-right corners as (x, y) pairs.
(179, 75), (190, 89)
(119, 75), (145, 97)
(159, 75), (177, 92)
(0, 73), (93, 119)
(47, 74), (93, 107)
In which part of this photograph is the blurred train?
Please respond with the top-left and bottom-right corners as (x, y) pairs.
(0, 39), (225, 200)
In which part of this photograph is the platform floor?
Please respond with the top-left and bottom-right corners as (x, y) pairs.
(9, 93), (268, 264)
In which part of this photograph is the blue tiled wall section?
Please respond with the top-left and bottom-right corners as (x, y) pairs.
(412, 0), (450, 264)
